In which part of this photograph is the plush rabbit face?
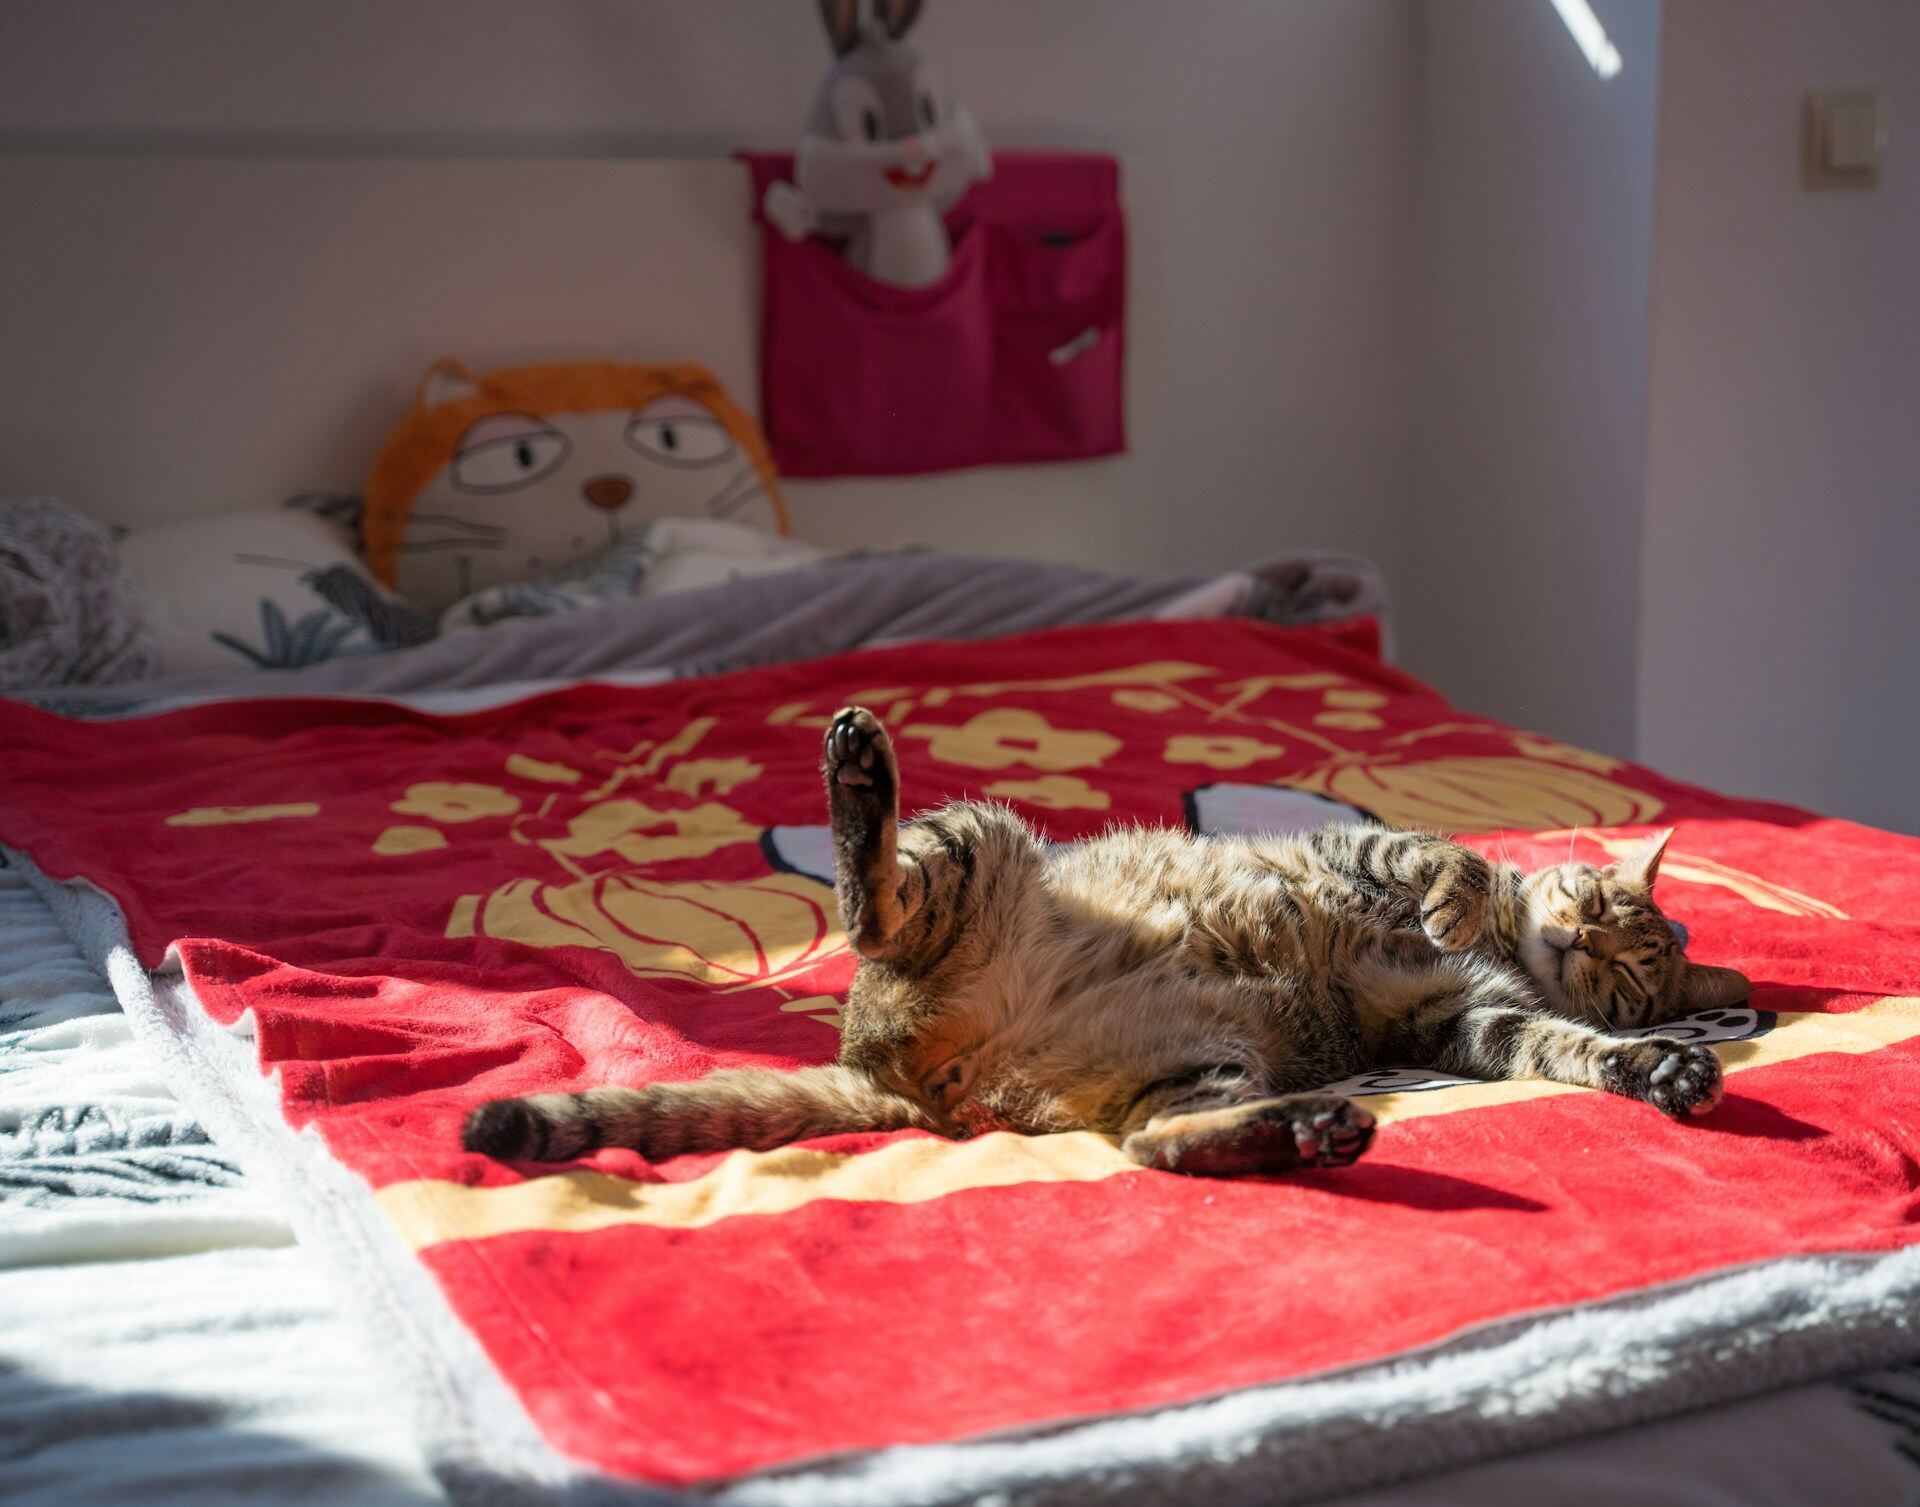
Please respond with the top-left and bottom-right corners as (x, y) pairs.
(798, 41), (971, 215)
(806, 26), (946, 144)
(791, 0), (988, 246)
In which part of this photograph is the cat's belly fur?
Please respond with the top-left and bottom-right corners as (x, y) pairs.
(936, 869), (1401, 1135)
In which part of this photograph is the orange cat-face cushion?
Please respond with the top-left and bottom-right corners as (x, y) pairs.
(363, 360), (788, 611)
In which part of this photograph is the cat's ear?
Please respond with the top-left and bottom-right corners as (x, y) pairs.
(416, 358), (483, 410)
(1678, 960), (1750, 1012)
(817, 0), (863, 55)
(1610, 828), (1674, 891)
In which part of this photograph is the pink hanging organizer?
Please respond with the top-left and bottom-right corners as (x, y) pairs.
(740, 151), (1126, 478)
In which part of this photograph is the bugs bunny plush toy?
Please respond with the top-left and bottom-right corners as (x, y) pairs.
(763, 0), (992, 289)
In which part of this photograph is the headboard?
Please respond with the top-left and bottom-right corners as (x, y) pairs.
(0, 154), (1163, 568)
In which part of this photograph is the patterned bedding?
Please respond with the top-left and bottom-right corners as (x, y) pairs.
(5, 613), (1920, 1503)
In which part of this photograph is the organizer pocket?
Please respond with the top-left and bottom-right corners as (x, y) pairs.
(986, 212), (1126, 465)
(748, 152), (1126, 477)
(759, 227), (995, 477)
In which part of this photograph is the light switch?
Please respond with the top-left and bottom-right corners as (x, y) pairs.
(1804, 90), (1885, 189)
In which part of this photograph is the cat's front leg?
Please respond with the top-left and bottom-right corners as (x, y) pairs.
(1396, 960), (1724, 1120)
(1312, 827), (1492, 951)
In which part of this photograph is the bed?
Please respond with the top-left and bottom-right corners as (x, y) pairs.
(6, 558), (1920, 1504)
(5, 154), (1920, 1507)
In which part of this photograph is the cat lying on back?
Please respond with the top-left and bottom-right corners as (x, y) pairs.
(464, 708), (1750, 1177)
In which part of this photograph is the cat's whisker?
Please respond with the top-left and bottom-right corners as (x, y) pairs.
(1493, 828), (1514, 870)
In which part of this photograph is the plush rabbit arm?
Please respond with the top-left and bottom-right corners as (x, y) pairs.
(764, 180), (822, 242)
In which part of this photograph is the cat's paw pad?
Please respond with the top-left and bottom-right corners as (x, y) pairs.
(1141, 1094), (1376, 1177)
(825, 707), (891, 790)
(1420, 875), (1488, 952)
(1645, 1043), (1723, 1119)
(1285, 1096), (1378, 1168)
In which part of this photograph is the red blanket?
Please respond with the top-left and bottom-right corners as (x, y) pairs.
(4, 618), (1919, 1485)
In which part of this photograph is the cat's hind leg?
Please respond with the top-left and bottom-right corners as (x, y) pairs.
(1119, 1073), (1376, 1176)
(463, 1063), (931, 1162)
(1381, 955), (1724, 1120)
(825, 707), (918, 957)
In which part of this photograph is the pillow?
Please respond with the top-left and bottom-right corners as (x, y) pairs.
(637, 516), (828, 598)
(363, 359), (789, 614)
(116, 509), (433, 673)
(438, 517), (827, 634)
(0, 496), (157, 691)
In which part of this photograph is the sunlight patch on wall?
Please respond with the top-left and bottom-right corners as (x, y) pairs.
(1548, 0), (1622, 79)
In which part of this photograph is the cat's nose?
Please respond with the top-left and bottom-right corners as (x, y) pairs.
(582, 475), (634, 510)
(1570, 928), (1592, 953)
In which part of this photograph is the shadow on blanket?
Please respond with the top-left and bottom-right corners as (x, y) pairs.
(1694, 1093), (1830, 1143)
(0, 1361), (441, 1506)
(1292, 1164), (1548, 1213)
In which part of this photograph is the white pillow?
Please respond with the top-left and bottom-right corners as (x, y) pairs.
(637, 517), (828, 598)
(117, 509), (426, 673)
(438, 518), (829, 634)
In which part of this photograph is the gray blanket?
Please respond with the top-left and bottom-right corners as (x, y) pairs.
(23, 548), (1385, 715)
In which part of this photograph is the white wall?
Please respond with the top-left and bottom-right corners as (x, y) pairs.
(0, 0), (1420, 579)
(5, 2), (1911, 831)
(1398, 0), (1662, 758)
(1638, 0), (1919, 833)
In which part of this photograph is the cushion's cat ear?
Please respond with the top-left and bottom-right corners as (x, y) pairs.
(1679, 961), (1750, 1012)
(1610, 827), (1674, 891)
(415, 357), (483, 411)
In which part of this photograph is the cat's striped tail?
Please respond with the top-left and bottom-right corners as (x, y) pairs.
(461, 1064), (933, 1163)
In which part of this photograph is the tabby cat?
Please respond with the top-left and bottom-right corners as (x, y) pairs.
(463, 708), (1750, 1176)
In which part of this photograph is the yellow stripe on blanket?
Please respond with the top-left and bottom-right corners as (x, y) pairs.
(379, 1129), (1134, 1249)
(379, 997), (1920, 1250)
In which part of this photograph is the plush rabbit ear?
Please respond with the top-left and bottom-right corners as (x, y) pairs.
(875, 0), (925, 39)
(1610, 827), (1674, 891)
(817, 0), (863, 55)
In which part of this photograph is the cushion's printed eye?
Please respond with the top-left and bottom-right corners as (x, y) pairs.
(451, 413), (571, 493)
(919, 93), (938, 128)
(626, 396), (736, 467)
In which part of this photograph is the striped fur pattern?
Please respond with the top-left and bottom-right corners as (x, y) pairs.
(463, 709), (1749, 1176)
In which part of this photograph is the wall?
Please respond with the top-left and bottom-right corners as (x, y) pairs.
(1399, 0), (1662, 757)
(0, 0), (1420, 577)
(1638, 0), (1919, 833)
